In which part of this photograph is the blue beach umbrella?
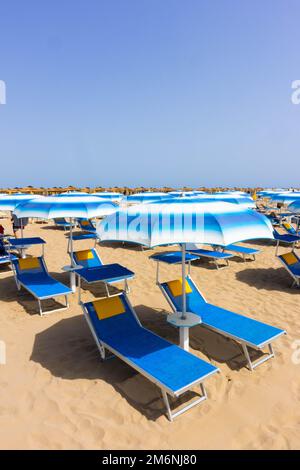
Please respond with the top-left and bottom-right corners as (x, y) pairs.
(14, 196), (118, 290)
(159, 195), (255, 209)
(125, 192), (171, 204)
(288, 200), (300, 213)
(270, 193), (300, 204)
(97, 201), (273, 350)
(92, 192), (124, 202)
(0, 194), (43, 237)
(0, 193), (42, 211)
(195, 194), (255, 208)
(57, 191), (91, 197)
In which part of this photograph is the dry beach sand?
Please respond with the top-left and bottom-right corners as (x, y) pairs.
(0, 215), (299, 450)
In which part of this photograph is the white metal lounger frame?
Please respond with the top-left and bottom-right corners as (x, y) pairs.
(277, 252), (300, 288)
(12, 257), (70, 316)
(80, 294), (218, 421)
(156, 268), (285, 371)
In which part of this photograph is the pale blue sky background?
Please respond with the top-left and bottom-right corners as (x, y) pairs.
(0, 0), (299, 188)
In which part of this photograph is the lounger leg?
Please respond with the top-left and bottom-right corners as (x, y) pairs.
(242, 343), (276, 371)
(161, 383), (208, 421)
(242, 343), (253, 371)
(105, 283), (110, 297)
(37, 299), (43, 316)
(124, 279), (130, 294)
(161, 390), (173, 422)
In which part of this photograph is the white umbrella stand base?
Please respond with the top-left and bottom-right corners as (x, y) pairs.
(167, 312), (201, 351)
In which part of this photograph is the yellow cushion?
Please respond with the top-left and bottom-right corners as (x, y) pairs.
(76, 249), (94, 261)
(19, 257), (40, 270)
(283, 222), (292, 230)
(282, 252), (298, 265)
(93, 296), (125, 320)
(167, 279), (192, 297)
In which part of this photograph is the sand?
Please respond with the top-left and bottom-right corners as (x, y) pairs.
(0, 214), (299, 450)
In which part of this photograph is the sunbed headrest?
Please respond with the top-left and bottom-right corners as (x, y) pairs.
(281, 252), (298, 266)
(76, 249), (94, 261)
(18, 257), (41, 271)
(81, 220), (90, 226)
(167, 279), (192, 297)
(92, 296), (125, 320)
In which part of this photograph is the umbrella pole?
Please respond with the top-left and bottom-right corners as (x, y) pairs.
(179, 243), (189, 351)
(181, 243), (187, 320)
(69, 217), (76, 292)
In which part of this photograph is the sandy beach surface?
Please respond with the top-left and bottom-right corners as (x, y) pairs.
(0, 214), (299, 450)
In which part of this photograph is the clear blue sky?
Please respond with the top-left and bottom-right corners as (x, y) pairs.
(0, 0), (299, 188)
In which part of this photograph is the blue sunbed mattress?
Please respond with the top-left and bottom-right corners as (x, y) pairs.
(223, 244), (259, 255)
(150, 251), (200, 264)
(162, 280), (285, 349)
(85, 296), (218, 393)
(17, 272), (71, 298)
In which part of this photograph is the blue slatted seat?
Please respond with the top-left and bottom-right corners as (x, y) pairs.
(82, 293), (219, 420)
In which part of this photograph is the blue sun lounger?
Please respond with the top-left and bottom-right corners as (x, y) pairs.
(53, 218), (75, 230)
(277, 251), (300, 288)
(77, 218), (96, 233)
(11, 256), (72, 315)
(185, 244), (233, 269)
(273, 228), (300, 244)
(159, 276), (286, 371)
(220, 243), (260, 261)
(82, 293), (219, 421)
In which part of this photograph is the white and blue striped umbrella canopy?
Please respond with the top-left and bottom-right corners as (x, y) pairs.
(187, 194), (255, 209)
(57, 191), (90, 197)
(14, 196), (118, 219)
(0, 194), (42, 211)
(92, 192), (124, 202)
(97, 201), (273, 248)
(167, 191), (205, 197)
(269, 192), (300, 204)
(125, 192), (172, 204)
(288, 200), (300, 213)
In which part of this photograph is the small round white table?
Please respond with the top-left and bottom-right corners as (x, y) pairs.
(167, 312), (201, 351)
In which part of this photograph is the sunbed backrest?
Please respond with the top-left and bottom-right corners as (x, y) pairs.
(73, 248), (103, 268)
(84, 294), (140, 342)
(280, 252), (299, 266)
(283, 222), (296, 234)
(13, 257), (45, 276)
(162, 277), (206, 312)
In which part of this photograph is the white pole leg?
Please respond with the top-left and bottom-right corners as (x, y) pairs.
(180, 327), (189, 351)
(70, 271), (76, 293)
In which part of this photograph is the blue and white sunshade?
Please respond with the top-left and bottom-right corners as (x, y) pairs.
(97, 201), (273, 350)
(0, 194), (43, 236)
(14, 196), (118, 291)
(125, 192), (172, 204)
(288, 200), (300, 213)
(0, 193), (42, 211)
